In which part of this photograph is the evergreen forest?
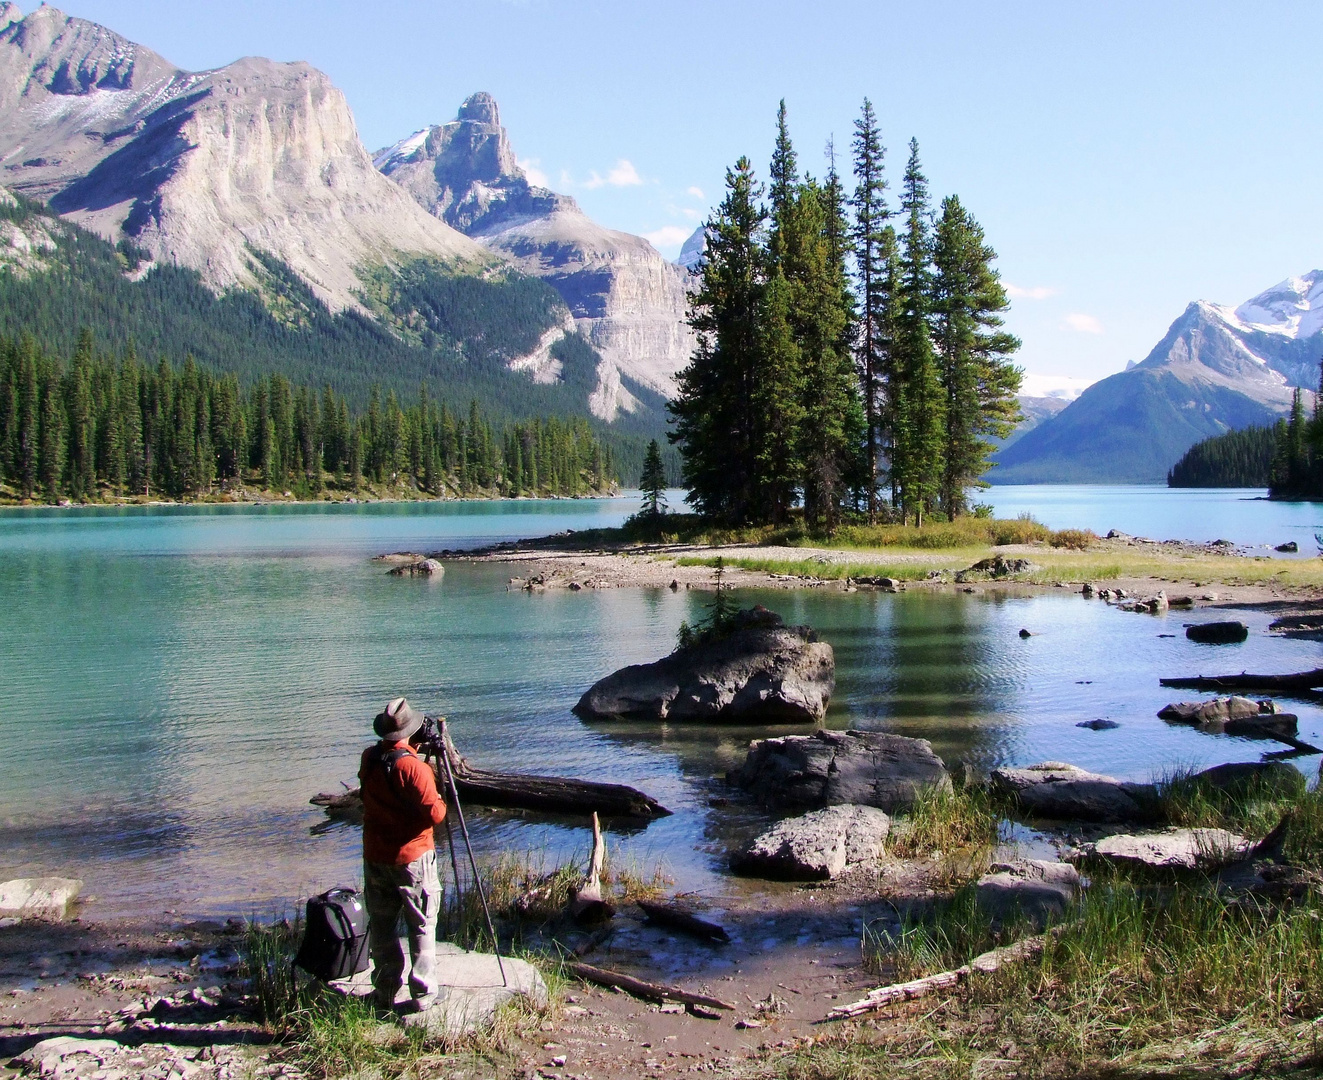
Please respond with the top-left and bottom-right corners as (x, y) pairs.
(670, 100), (1023, 528)
(0, 332), (615, 503)
(1166, 424), (1277, 488)
(0, 191), (670, 491)
(1268, 378), (1323, 499)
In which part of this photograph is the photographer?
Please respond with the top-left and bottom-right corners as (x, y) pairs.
(360, 697), (447, 1013)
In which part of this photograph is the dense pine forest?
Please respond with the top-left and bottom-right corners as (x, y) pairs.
(670, 101), (1022, 529)
(1267, 379), (1323, 499)
(0, 332), (615, 503)
(1166, 424), (1277, 488)
(0, 190), (670, 490)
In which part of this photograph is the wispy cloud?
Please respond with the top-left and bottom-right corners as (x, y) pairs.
(1005, 283), (1057, 301)
(517, 157), (547, 187)
(583, 159), (643, 189)
(643, 226), (693, 251)
(1064, 313), (1103, 335)
(686, 185), (705, 199)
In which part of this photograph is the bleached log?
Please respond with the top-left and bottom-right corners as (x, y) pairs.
(568, 962), (736, 1010)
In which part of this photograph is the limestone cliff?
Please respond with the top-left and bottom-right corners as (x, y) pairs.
(0, 5), (486, 313)
(377, 94), (695, 420)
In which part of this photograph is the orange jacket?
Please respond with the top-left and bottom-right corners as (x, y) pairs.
(359, 742), (447, 865)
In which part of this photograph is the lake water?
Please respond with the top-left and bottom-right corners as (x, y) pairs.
(2, 488), (1322, 920)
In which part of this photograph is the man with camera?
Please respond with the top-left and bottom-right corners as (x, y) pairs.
(360, 697), (447, 1013)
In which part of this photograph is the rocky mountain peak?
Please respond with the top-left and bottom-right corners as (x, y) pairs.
(0, 4), (22, 32)
(457, 90), (500, 126)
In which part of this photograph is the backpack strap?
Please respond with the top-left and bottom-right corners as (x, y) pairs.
(367, 744), (414, 812)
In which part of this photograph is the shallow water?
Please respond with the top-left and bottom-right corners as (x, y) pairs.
(1, 493), (1321, 919)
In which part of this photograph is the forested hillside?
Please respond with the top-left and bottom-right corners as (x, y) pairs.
(0, 192), (672, 486)
(1166, 424), (1277, 487)
(0, 331), (615, 502)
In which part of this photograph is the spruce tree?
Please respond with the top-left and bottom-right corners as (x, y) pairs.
(932, 195), (1022, 515)
(850, 99), (890, 520)
(639, 438), (667, 516)
(670, 157), (767, 523)
(893, 139), (944, 524)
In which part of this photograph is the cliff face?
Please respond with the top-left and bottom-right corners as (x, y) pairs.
(0, 5), (486, 312)
(377, 93), (695, 420)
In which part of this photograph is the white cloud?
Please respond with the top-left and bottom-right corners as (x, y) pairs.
(517, 157), (548, 187)
(681, 207), (701, 221)
(1064, 312), (1104, 335)
(643, 226), (693, 252)
(1005, 283), (1057, 301)
(1020, 373), (1095, 400)
(583, 159), (643, 189)
(686, 185), (705, 199)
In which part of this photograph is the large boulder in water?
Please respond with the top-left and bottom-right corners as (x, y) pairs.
(731, 729), (951, 812)
(989, 762), (1158, 823)
(731, 804), (891, 881)
(573, 607), (834, 723)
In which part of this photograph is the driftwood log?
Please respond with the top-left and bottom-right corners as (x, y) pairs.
(311, 730), (671, 822)
(568, 962), (735, 1010)
(637, 900), (730, 944)
(1161, 668), (1323, 693)
(825, 925), (1072, 1021)
(567, 812), (615, 925)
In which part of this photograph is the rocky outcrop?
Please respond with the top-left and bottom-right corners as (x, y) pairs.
(989, 762), (1157, 823)
(1188, 761), (1305, 800)
(376, 94), (695, 420)
(0, 7), (486, 313)
(573, 607), (834, 723)
(732, 729), (951, 812)
(731, 805), (890, 881)
(1159, 696), (1299, 739)
(387, 558), (443, 577)
(1078, 828), (1250, 872)
(955, 556), (1038, 582)
(975, 860), (1080, 927)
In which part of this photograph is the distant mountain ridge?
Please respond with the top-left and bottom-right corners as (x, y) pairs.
(993, 273), (1323, 483)
(375, 93), (695, 420)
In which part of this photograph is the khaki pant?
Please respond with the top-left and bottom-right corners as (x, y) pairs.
(363, 849), (441, 1008)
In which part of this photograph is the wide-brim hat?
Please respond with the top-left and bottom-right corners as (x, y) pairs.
(374, 697), (422, 742)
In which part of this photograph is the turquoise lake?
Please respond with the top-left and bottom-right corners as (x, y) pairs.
(2, 487), (1321, 919)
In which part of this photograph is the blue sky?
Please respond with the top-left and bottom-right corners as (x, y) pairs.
(16, 1), (1323, 390)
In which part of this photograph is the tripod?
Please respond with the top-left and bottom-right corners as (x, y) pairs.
(421, 715), (506, 986)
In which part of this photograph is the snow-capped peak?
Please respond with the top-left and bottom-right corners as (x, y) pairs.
(372, 128), (429, 171)
(1230, 270), (1323, 340)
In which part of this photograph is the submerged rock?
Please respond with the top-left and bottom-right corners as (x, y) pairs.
(1159, 697), (1298, 739)
(1079, 828), (1250, 872)
(976, 859), (1081, 926)
(1185, 621), (1249, 644)
(989, 762), (1156, 823)
(732, 729), (951, 812)
(731, 804), (891, 881)
(573, 607), (834, 723)
(387, 558), (444, 577)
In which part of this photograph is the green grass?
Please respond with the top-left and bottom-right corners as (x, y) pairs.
(763, 781), (1323, 1080)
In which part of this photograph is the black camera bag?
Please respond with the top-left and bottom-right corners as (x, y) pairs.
(293, 887), (370, 982)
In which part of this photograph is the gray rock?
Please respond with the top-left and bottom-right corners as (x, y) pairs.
(976, 860), (1081, 926)
(1080, 827), (1250, 871)
(332, 943), (547, 1038)
(0, 876), (81, 918)
(1076, 719), (1120, 730)
(1276, 541), (1299, 553)
(14, 1036), (121, 1070)
(387, 558), (444, 577)
(1185, 621), (1249, 644)
(731, 729), (951, 812)
(989, 762), (1156, 823)
(574, 607), (834, 723)
(731, 805), (891, 881)
(954, 556), (1040, 583)
(1188, 761), (1306, 800)
(1159, 697), (1299, 740)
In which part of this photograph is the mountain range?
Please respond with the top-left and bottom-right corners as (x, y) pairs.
(0, 3), (691, 425)
(993, 273), (1323, 483)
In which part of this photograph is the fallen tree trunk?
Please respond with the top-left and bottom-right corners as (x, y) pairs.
(311, 732), (672, 822)
(825, 925), (1072, 1021)
(438, 730), (672, 820)
(568, 962), (735, 1010)
(637, 900), (730, 944)
(1160, 668), (1323, 693)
